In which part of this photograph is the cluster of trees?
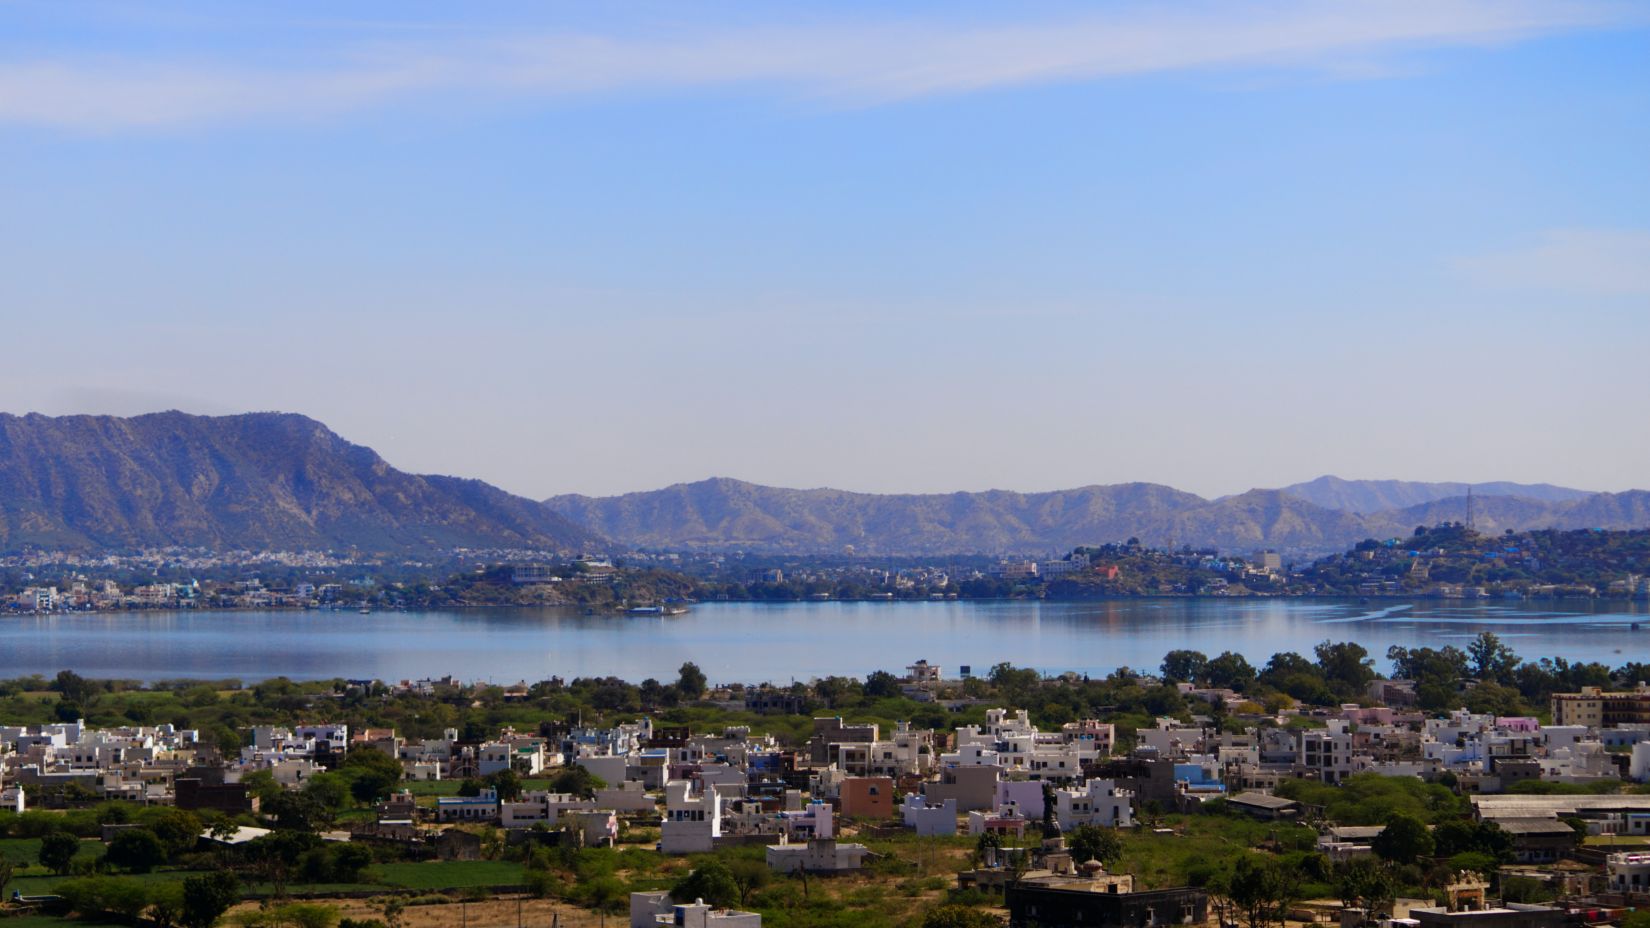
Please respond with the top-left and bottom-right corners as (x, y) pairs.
(1160, 640), (1375, 706)
(52, 871), (240, 928)
(1388, 631), (1646, 713)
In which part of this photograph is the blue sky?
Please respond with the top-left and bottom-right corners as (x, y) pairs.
(3, 1), (1647, 499)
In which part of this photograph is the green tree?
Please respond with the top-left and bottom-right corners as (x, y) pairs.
(143, 807), (204, 860)
(51, 669), (99, 706)
(340, 746), (402, 804)
(40, 831), (81, 874)
(677, 662), (708, 700)
(105, 827), (168, 873)
(1067, 825), (1122, 867)
(57, 876), (154, 920)
(1333, 858), (1396, 923)
(548, 765), (606, 799)
(864, 670), (903, 699)
(728, 858), (771, 906)
(181, 871), (240, 928)
(1468, 632), (1519, 683)
(672, 860), (740, 909)
(0, 854), (14, 896)
(1315, 641), (1376, 697)
(1161, 650), (1209, 685)
(1205, 652), (1257, 692)
(1226, 855), (1296, 928)
(484, 767), (523, 801)
(301, 772), (352, 820)
(148, 881), (187, 928)
(1372, 812), (1434, 865)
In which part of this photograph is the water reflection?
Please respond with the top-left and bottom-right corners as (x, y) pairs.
(0, 598), (1640, 683)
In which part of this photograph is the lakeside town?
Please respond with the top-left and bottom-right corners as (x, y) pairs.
(3, 638), (1650, 928)
(5, 526), (1649, 615)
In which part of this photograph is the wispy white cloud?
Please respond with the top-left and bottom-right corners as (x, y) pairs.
(1458, 228), (1650, 296)
(0, 0), (1641, 130)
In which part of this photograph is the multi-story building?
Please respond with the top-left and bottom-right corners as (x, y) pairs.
(660, 780), (722, 854)
(1551, 685), (1650, 728)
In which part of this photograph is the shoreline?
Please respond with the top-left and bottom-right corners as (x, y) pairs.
(4, 591), (1648, 620)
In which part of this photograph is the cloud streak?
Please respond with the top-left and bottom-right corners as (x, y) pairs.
(0, 0), (1641, 130)
(1458, 228), (1650, 296)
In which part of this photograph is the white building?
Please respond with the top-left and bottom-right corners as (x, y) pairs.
(766, 838), (871, 873)
(1053, 779), (1135, 830)
(631, 892), (761, 928)
(660, 780), (722, 854)
(437, 788), (500, 823)
(901, 794), (958, 836)
(1607, 852), (1650, 895)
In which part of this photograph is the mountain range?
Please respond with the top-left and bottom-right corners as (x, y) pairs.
(549, 479), (1650, 558)
(1, 411), (1645, 558)
(0, 412), (594, 554)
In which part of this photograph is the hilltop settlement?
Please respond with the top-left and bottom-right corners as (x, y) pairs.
(4, 637), (1650, 928)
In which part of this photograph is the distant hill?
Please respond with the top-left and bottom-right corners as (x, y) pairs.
(547, 479), (1650, 558)
(0, 412), (594, 554)
(546, 478), (1206, 555)
(1275, 476), (1593, 514)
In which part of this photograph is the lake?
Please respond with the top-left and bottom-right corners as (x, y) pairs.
(0, 598), (1645, 684)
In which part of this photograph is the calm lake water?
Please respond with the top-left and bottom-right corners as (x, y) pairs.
(0, 599), (1645, 684)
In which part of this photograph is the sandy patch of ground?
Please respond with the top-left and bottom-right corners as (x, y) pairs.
(228, 895), (609, 928)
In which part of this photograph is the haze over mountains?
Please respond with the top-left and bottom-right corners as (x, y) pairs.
(1, 411), (1645, 558)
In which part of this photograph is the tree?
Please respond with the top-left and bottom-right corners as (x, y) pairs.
(1467, 632), (1519, 684)
(677, 662), (708, 700)
(484, 767), (523, 801)
(1226, 855), (1295, 928)
(105, 827), (168, 874)
(40, 831), (81, 875)
(147, 882), (187, 928)
(1205, 652), (1257, 692)
(144, 807), (204, 860)
(247, 831), (320, 899)
(340, 746), (402, 804)
(0, 855), (14, 897)
(51, 669), (99, 706)
(57, 876), (154, 920)
(263, 789), (324, 832)
(1333, 858), (1396, 923)
(1372, 812), (1434, 865)
(1161, 650), (1209, 685)
(1066, 825), (1122, 867)
(1315, 641), (1375, 697)
(301, 772), (352, 821)
(329, 843), (375, 883)
(864, 670), (902, 699)
(672, 860), (740, 909)
(728, 858), (771, 907)
(181, 871), (240, 928)
(548, 765), (605, 799)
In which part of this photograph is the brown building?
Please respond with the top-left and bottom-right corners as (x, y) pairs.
(839, 776), (894, 820)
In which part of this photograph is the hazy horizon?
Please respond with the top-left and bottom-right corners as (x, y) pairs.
(5, 2), (1647, 500)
